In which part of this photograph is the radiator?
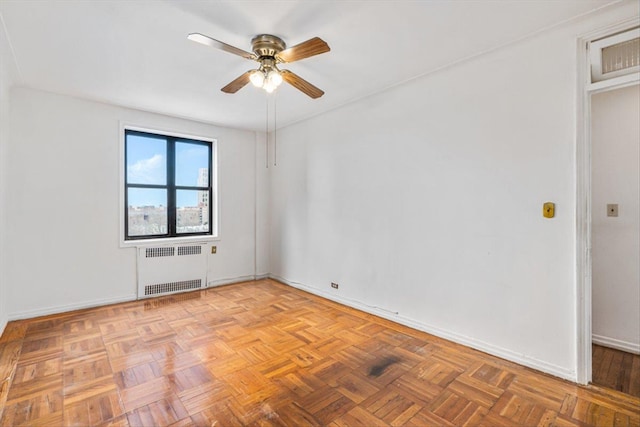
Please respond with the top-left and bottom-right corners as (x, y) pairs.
(137, 243), (208, 299)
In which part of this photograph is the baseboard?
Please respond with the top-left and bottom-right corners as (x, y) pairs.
(0, 315), (7, 339)
(271, 274), (576, 382)
(8, 294), (137, 321)
(8, 275), (267, 321)
(593, 334), (640, 355)
(208, 275), (259, 287)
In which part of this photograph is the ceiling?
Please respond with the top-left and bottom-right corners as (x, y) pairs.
(0, 0), (621, 131)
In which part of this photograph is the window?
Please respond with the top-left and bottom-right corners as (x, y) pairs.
(589, 27), (640, 84)
(124, 129), (215, 240)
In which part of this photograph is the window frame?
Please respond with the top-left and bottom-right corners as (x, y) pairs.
(121, 125), (218, 245)
(589, 27), (640, 87)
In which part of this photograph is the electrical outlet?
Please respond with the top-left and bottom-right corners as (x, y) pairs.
(211, 246), (217, 254)
(331, 282), (339, 289)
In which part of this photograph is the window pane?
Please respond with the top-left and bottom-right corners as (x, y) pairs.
(176, 189), (209, 234)
(176, 142), (209, 187)
(126, 134), (167, 185)
(127, 188), (167, 236)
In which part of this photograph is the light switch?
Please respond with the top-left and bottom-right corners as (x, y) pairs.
(607, 204), (618, 217)
(543, 202), (555, 218)
(211, 246), (217, 254)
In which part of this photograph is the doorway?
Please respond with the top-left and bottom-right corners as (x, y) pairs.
(576, 21), (639, 387)
(589, 84), (640, 396)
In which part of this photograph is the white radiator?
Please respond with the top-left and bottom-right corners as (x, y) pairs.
(137, 243), (208, 299)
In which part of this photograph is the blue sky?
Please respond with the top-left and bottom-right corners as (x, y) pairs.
(127, 134), (209, 207)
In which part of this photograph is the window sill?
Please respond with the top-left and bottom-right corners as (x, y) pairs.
(120, 234), (220, 248)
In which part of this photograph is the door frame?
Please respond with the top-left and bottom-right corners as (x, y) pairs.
(575, 17), (640, 385)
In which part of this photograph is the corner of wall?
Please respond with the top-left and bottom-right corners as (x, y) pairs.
(0, 82), (8, 338)
(0, 35), (12, 339)
(254, 130), (271, 277)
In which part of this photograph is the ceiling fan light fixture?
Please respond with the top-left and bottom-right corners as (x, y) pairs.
(263, 81), (276, 93)
(249, 70), (265, 87)
(267, 70), (283, 87)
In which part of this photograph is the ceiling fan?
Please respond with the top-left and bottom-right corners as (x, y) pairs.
(188, 33), (330, 99)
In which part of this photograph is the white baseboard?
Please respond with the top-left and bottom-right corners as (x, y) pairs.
(8, 294), (137, 322)
(8, 274), (268, 321)
(593, 334), (640, 354)
(271, 274), (576, 382)
(208, 275), (259, 287)
(0, 315), (7, 339)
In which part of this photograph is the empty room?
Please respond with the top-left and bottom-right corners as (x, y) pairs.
(0, 1), (639, 426)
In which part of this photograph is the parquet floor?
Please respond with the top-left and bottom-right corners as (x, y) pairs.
(0, 279), (638, 426)
(592, 344), (640, 398)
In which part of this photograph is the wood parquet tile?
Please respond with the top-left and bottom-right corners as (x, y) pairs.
(1, 279), (639, 426)
(592, 344), (640, 398)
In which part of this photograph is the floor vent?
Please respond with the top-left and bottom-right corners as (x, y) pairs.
(144, 279), (202, 296)
(137, 243), (207, 299)
(178, 245), (202, 256)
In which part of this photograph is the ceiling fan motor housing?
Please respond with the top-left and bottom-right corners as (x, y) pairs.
(251, 34), (286, 58)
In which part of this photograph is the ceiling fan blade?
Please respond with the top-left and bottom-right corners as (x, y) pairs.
(276, 37), (330, 63)
(280, 70), (324, 99)
(188, 33), (256, 60)
(221, 71), (253, 94)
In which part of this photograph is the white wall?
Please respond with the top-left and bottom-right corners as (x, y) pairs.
(0, 69), (7, 336)
(5, 87), (266, 319)
(269, 3), (638, 381)
(592, 84), (640, 354)
(255, 132), (271, 277)
(0, 22), (17, 337)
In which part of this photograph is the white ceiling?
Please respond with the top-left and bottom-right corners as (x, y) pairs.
(0, 0), (621, 131)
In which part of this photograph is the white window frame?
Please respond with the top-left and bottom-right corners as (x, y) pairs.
(589, 27), (640, 89)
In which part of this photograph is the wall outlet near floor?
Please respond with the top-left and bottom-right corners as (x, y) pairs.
(331, 282), (339, 289)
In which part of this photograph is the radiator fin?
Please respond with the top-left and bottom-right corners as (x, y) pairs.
(138, 243), (207, 299)
(146, 247), (175, 258)
(144, 279), (202, 296)
(178, 245), (202, 256)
